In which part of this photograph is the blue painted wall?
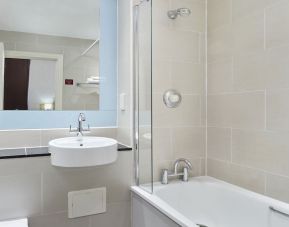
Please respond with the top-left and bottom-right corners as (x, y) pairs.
(99, 0), (117, 111)
(0, 0), (117, 130)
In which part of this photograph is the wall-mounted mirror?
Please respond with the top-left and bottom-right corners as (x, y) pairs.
(0, 0), (102, 111)
(0, 0), (117, 128)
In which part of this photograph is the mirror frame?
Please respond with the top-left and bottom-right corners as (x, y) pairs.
(0, 0), (117, 129)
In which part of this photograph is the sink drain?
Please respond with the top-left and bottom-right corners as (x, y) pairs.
(197, 224), (208, 227)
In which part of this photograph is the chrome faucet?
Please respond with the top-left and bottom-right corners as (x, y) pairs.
(70, 113), (90, 136)
(161, 158), (192, 184)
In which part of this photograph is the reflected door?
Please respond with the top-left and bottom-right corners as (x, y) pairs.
(0, 43), (3, 110)
(4, 58), (30, 110)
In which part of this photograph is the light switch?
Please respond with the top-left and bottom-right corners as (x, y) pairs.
(68, 188), (106, 218)
(120, 93), (126, 111)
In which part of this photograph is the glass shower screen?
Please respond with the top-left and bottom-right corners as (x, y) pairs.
(133, 0), (153, 193)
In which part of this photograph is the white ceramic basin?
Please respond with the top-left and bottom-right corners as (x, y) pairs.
(48, 137), (118, 167)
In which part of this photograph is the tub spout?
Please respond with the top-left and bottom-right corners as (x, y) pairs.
(173, 158), (192, 174)
(161, 158), (192, 184)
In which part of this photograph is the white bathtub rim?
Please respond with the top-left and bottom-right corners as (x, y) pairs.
(131, 185), (197, 227)
(192, 176), (289, 212)
(131, 176), (289, 227)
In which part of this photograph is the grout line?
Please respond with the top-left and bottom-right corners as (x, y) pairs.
(264, 89), (267, 130)
(228, 160), (289, 180)
(264, 173), (268, 195)
(230, 127), (233, 163)
(263, 9), (266, 51)
(199, 95), (202, 126)
(170, 27), (205, 33)
(154, 126), (205, 129)
(0, 127), (117, 133)
(153, 91), (203, 96)
(265, 0), (286, 10)
(231, 56), (235, 91)
(89, 215), (92, 227)
(207, 125), (289, 134)
(40, 172), (44, 215)
(170, 127), (174, 160)
(169, 58), (173, 89)
(207, 89), (266, 95)
(199, 158), (203, 176)
(205, 0), (208, 176)
(209, 158), (275, 196)
(207, 157), (231, 165)
(198, 32), (202, 64)
(40, 130), (43, 148)
(41, 209), (70, 217)
(230, 0), (233, 24)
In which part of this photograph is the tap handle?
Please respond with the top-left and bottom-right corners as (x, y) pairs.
(69, 125), (78, 134)
(183, 167), (189, 182)
(161, 169), (169, 184)
(82, 124), (90, 132)
(185, 159), (193, 170)
(69, 125), (74, 132)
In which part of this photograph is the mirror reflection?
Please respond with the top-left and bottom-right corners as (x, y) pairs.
(0, 0), (101, 111)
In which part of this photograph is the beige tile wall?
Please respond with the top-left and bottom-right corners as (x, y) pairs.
(0, 1), (133, 226)
(152, 0), (207, 181)
(0, 30), (99, 110)
(3, 0), (289, 225)
(207, 0), (289, 203)
(0, 128), (133, 227)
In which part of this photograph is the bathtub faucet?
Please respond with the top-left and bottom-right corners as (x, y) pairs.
(161, 158), (192, 184)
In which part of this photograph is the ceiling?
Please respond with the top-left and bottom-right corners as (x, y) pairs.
(0, 0), (100, 40)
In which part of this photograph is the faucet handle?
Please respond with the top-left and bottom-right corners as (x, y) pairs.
(161, 169), (169, 184)
(69, 125), (77, 133)
(183, 167), (190, 182)
(185, 159), (193, 170)
(82, 124), (91, 133)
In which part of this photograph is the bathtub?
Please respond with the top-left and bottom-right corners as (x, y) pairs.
(131, 176), (289, 227)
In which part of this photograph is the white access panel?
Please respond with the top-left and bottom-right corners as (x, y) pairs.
(68, 187), (106, 218)
(0, 219), (28, 227)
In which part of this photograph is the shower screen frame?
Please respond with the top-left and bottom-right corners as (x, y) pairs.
(133, 0), (153, 193)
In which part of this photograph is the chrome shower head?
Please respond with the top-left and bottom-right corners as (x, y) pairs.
(167, 8), (191, 19)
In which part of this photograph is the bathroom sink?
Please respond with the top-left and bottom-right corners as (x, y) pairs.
(48, 137), (118, 167)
